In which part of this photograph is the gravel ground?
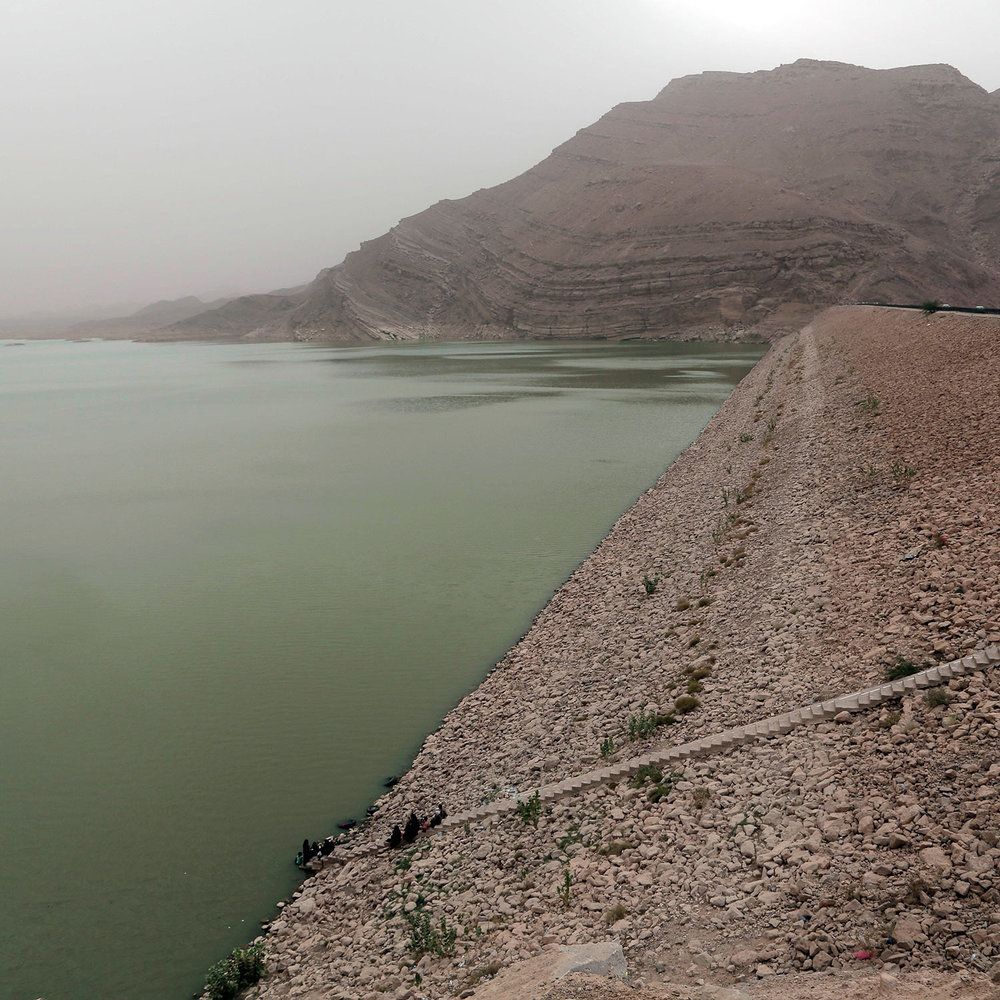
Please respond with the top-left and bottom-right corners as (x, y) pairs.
(236, 307), (1000, 1000)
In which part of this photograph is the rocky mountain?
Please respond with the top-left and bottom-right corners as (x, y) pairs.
(185, 59), (1000, 342)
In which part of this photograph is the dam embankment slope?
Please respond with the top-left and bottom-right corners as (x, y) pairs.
(244, 306), (1000, 1000)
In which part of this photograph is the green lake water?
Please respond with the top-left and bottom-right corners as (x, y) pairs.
(0, 337), (761, 998)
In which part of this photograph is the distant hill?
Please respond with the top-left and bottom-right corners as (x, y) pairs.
(66, 294), (233, 340)
(61, 288), (314, 341)
(167, 60), (1000, 342)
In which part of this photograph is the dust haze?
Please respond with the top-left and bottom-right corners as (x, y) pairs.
(2, 0), (998, 321)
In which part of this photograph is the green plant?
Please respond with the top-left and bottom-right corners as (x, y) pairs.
(879, 710), (901, 730)
(721, 487), (730, 507)
(600, 735), (615, 760)
(642, 574), (661, 595)
(675, 597), (691, 611)
(604, 903), (628, 925)
(629, 764), (663, 789)
(690, 665), (712, 680)
(729, 807), (763, 839)
(558, 866), (572, 909)
(921, 299), (941, 315)
(862, 462), (880, 478)
(883, 655), (926, 681)
(891, 460), (916, 485)
(855, 394), (880, 414)
(516, 790), (542, 827)
(692, 787), (711, 809)
(648, 782), (673, 803)
(556, 820), (584, 854)
(404, 908), (458, 957)
(628, 708), (659, 741)
(925, 687), (954, 708)
(674, 694), (700, 714)
(739, 432), (753, 443)
(686, 678), (703, 694)
(735, 486), (752, 505)
(205, 943), (265, 1000)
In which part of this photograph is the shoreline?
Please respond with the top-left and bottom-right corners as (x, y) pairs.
(238, 306), (1000, 1000)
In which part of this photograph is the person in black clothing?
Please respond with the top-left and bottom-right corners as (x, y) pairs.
(387, 824), (402, 848)
(301, 838), (312, 862)
(402, 812), (420, 843)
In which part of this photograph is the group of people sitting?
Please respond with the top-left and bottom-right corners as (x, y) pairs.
(386, 804), (447, 848)
(292, 801), (448, 865)
(294, 837), (338, 866)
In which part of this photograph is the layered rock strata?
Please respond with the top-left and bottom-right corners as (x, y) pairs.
(182, 61), (1000, 343)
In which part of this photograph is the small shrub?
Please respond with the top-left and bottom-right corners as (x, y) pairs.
(883, 655), (926, 681)
(557, 867), (572, 909)
(600, 735), (615, 760)
(628, 708), (659, 741)
(604, 903), (628, 925)
(739, 432), (753, 443)
(921, 299), (941, 315)
(879, 710), (901, 730)
(629, 764), (663, 789)
(854, 394), (880, 414)
(642, 574), (660, 595)
(692, 787), (711, 809)
(690, 665), (712, 680)
(925, 687), (954, 708)
(405, 908), (457, 957)
(891, 461), (916, 485)
(686, 678), (703, 694)
(674, 694), (700, 714)
(675, 598), (691, 611)
(648, 783), (672, 803)
(205, 943), (265, 1000)
(516, 790), (542, 827)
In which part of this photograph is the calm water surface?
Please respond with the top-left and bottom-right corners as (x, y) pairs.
(0, 338), (761, 999)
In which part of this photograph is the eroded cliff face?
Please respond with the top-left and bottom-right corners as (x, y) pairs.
(192, 60), (1000, 342)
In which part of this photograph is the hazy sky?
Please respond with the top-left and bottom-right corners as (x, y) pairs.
(2, 0), (999, 317)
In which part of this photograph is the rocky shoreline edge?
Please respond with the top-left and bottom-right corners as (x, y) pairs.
(224, 306), (1000, 1000)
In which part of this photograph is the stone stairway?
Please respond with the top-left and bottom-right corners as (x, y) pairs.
(337, 645), (1000, 860)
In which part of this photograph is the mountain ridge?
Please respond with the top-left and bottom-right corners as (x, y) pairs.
(81, 60), (1000, 343)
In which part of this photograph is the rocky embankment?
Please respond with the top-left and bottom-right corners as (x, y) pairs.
(241, 306), (1000, 1000)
